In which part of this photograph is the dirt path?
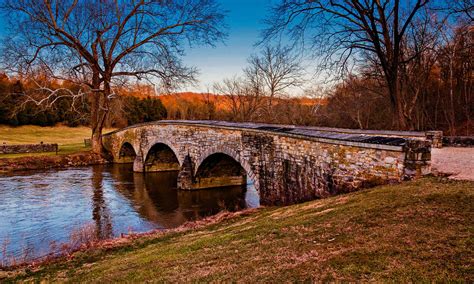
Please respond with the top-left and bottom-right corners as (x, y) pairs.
(431, 147), (474, 181)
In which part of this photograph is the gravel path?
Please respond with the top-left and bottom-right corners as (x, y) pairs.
(431, 147), (474, 181)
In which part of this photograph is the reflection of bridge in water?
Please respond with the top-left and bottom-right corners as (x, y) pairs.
(106, 164), (249, 229)
(104, 120), (433, 206)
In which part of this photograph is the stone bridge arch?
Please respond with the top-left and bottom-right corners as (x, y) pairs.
(142, 138), (183, 166)
(193, 145), (259, 192)
(116, 141), (139, 163)
(140, 138), (183, 172)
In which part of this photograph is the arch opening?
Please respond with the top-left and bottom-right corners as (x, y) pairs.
(117, 142), (136, 164)
(194, 153), (247, 190)
(145, 143), (180, 172)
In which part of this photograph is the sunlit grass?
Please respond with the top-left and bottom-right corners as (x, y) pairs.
(5, 177), (473, 282)
(0, 125), (115, 158)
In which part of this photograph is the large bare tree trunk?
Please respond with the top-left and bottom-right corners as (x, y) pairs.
(89, 72), (109, 155)
(395, 98), (408, 130)
(90, 92), (106, 154)
(386, 67), (410, 130)
(91, 125), (104, 154)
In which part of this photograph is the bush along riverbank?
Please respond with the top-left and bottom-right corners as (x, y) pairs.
(0, 151), (109, 174)
(1, 177), (472, 282)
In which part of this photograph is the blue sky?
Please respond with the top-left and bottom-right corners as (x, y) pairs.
(184, 0), (276, 92)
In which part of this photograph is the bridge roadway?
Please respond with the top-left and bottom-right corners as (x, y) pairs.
(102, 120), (432, 205)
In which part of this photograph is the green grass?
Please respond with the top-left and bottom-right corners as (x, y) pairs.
(0, 125), (115, 158)
(4, 177), (473, 282)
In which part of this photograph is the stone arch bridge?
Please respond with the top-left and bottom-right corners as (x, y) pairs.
(102, 120), (432, 205)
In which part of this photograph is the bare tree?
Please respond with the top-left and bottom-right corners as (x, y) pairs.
(203, 85), (216, 120)
(1, 0), (226, 153)
(437, 25), (473, 135)
(214, 77), (265, 122)
(450, 0), (474, 21)
(263, 0), (446, 130)
(246, 45), (304, 98)
(245, 45), (304, 121)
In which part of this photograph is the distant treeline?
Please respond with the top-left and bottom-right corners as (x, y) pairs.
(0, 62), (471, 135)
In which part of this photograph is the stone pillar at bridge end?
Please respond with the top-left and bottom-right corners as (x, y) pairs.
(403, 139), (431, 178)
(425, 131), (443, 148)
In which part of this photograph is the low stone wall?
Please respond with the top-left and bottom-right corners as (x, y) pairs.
(0, 143), (58, 154)
(442, 136), (474, 147)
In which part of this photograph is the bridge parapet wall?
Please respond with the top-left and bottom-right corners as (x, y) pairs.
(290, 126), (442, 148)
(102, 121), (431, 205)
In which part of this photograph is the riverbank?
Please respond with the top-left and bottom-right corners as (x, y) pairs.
(2, 177), (472, 282)
(0, 151), (109, 173)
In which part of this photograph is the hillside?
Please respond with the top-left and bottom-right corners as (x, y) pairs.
(5, 177), (473, 282)
(159, 92), (326, 111)
(159, 92), (234, 112)
(158, 92), (327, 121)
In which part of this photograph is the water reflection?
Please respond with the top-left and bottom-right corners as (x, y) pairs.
(0, 164), (259, 263)
(108, 165), (249, 228)
(91, 168), (113, 239)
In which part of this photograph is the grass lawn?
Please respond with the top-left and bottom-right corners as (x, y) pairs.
(0, 125), (115, 158)
(6, 177), (473, 282)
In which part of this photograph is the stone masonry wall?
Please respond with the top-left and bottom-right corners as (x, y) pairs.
(0, 143), (58, 154)
(442, 136), (474, 147)
(102, 122), (431, 206)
